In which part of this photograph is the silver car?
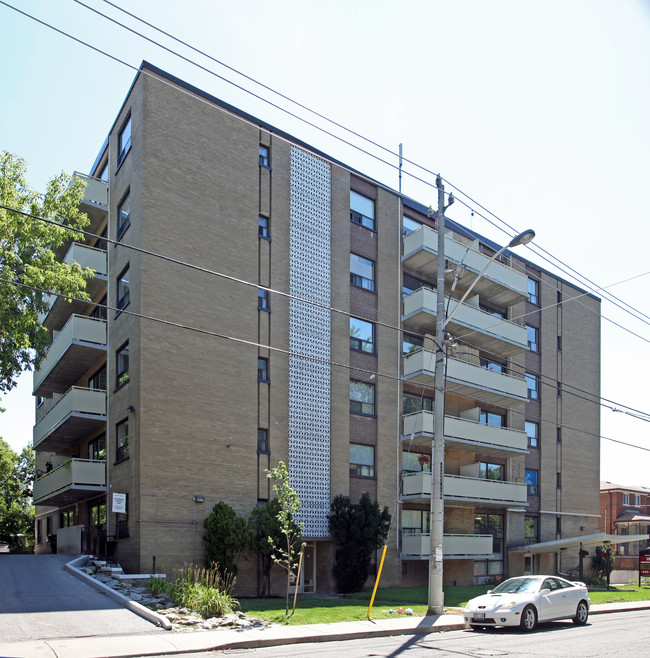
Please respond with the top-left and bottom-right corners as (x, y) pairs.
(464, 575), (590, 631)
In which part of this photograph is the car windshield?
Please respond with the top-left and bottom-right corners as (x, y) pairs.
(491, 577), (541, 593)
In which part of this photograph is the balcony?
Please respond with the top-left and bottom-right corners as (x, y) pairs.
(33, 458), (106, 507)
(403, 225), (528, 306)
(33, 315), (107, 397)
(402, 288), (527, 357)
(33, 387), (106, 453)
(401, 471), (528, 507)
(403, 350), (527, 408)
(401, 532), (493, 559)
(41, 243), (107, 330)
(402, 411), (528, 456)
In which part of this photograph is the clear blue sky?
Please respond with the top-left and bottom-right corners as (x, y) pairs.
(1, 0), (649, 485)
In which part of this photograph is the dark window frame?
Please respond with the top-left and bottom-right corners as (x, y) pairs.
(116, 265), (130, 312)
(526, 468), (539, 495)
(116, 342), (130, 389)
(258, 288), (270, 311)
(349, 317), (376, 354)
(350, 253), (376, 292)
(526, 324), (539, 352)
(528, 277), (539, 305)
(258, 215), (270, 239)
(258, 357), (270, 383)
(117, 189), (131, 240)
(525, 420), (539, 448)
(525, 372), (539, 400)
(349, 443), (376, 478)
(115, 418), (129, 463)
(257, 428), (270, 454)
(117, 113), (132, 168)
(350, 380), (376, 416)
(259, 144), (270, 168)
(350, 190), (376, 231)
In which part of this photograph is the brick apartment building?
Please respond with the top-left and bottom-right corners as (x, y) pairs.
(32, 62), (602, 595)
(600, 481), (650, 569)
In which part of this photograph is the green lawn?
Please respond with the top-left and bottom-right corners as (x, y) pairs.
(238, 585), (650, 626)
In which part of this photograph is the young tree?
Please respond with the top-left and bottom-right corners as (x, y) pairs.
(266, 461), (304, 614)
(0, 439), (34, 549)
(0, 151), (92, 396)
(328, 492), (391, 593)
(203, 501), (251, 578)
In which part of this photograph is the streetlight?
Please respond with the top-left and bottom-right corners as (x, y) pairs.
(426, 176), (534, 615)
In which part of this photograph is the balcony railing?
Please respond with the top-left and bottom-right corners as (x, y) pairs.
(403, 225), (528, 306)
(33, 315), (107, 397)
(403, 349), (527, 408)
(403, 287), (527, 357)
(33, 458), (106, 506)
(40, 242), (108, 329)
(401, 532), (493, 559)
(33, 387), (106, 452)
(402, 411), (528, 454)
(401, 471), (528, 506)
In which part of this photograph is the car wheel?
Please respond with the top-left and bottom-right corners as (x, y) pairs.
(520, 605), (537, 631)
(469, 624), (485, 631)
(573, 600), (589, 625)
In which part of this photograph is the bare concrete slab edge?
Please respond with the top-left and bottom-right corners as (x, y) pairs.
(65, 555), (172, 631)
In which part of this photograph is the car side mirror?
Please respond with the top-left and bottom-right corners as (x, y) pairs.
(487, 590), (492, 594)
(540, 588), (551, 596)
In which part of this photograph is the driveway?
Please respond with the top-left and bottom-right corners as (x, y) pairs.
(0, 554), (164, 642)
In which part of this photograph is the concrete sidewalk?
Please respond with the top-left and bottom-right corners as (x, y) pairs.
(3, 601), (650, 658)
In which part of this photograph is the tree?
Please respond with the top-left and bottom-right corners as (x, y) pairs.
(0, 439), (34, 549)
(203, 501), (251, 578)
(593, 544), (615, 587)
(266, 461), (304, 614)
(328, 492), (391, 593)
(0, 151), (92, 395)
(248, 498), (290, 597)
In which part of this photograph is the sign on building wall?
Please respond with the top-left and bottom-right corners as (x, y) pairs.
(112, 492), (127, 514)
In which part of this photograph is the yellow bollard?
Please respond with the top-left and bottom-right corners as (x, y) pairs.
(366, 544), (388, 619)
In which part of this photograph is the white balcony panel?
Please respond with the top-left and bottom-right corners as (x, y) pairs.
(402, 472), (528, 506)
(402, 411), (528, 455)
(403, 226), (528, 306)
(403, 350), (527, 408)
(41, 243), (107, 330)
(33, 458), (106, 506)
(33, 387), (106, 452)
(34, 315), (106, 397)
(401, 532), (493, 559)
(402, 288), (527, 356)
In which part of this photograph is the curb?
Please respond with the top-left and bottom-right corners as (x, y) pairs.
(64, 555), (173, 630)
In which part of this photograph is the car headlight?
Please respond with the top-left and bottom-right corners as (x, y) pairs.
(496, 600), (518, 610)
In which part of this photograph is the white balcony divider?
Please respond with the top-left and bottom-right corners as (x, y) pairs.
(403, 287), (527, 348)
(402, 471), (527, 504)
(73, 172), (108, 208)
(62, 243), (108, 276)
(33, 458), (106, 504)
(33, 387), (106, 448)
(33, 315), (107, 391)
(403, 225), (527, 297)
(401, 532), (493, 557)
(402, 411), (528, 452)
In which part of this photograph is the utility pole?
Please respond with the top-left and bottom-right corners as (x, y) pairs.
(427, 175), (447, 615)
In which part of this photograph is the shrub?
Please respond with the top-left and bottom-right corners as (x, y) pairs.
(167, 563), (239, 618)
(145, 576), (169, 595)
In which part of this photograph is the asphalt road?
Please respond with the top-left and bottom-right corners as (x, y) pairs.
(0, 554), (163, 642)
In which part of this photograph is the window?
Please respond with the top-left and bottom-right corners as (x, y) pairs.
(257, 428), (269, 454)
(556, 516), (561, 534)
(402, 509), (430, 534)
(117, 191), (131, 239)
(525, 372), (539, 400)
(349, 443), (375, 477)
(350, 254), (375, 292)
(88, 434), (106, 461)
(526, 469), (539, 495)
(557, 427), (562, 443)
(257, 357), (269, 382)
(350, 190), (375, 230)
(117, 266), (130, 310)
(557, 381), (562, 398)
(91, 294), (107, 320)
(259, 145), (270, 167)
(480, 356), (505, 373)
(634, 494), (641, 506)
(89, 364), (106, 391)
(258, 215), (269, 238)
(526, 325), (539, 352)
(474, 513), (504, 555)
(480, 304), (506, 319)
(350, 380), (375, 416)
(116, 343), (129, 388)
(402, 333), (423, 354)
(90, 503), (106, 531)
(623, 493), (629, 505)
(528, 278), (539, 305)
(402, 451), (431, 472)
(480, 410), (505, 427)
(98, 162), (108, 182)
(557, 290), (562, 307)
(258, 288), (270, 311)
(60, 510), (74, 527)
(525, 421), (539, 448)
(402, 393), (433, 414)
(556, 472), (562, 489)
(403, 272), (434, 296)
(479, 462), (504, 481)
(117, 114), (132, 166)
(402, 216), (421, 236)
(116, 419), (129, 462)
(96, 225), (108, 252)
(350, 317), (375, 353)
(524, 517), (538, 545)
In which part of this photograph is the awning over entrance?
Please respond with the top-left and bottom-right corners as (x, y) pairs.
(509, 532), (650, 554)
(615, 511), (650, 524)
